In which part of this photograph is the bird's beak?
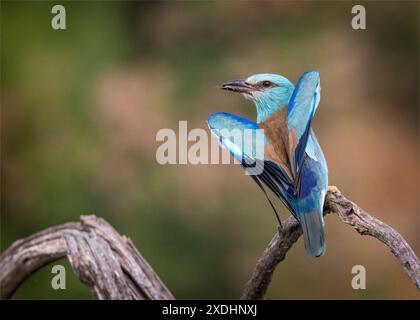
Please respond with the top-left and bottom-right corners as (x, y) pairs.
(220, 79), (253, 94)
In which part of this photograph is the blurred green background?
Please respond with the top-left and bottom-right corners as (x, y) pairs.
(1, 1), (419, 299)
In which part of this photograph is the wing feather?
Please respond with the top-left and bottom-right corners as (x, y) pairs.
(286, 71), (321, 178)
(207, 112), (296, 217)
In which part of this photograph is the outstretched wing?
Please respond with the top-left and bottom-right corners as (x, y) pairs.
(207, 112), (296, 217)
(207, 112), (263, 162)
(287, 70), (321, 177)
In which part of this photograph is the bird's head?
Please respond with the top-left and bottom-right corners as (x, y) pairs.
(221, 73), (294, 123)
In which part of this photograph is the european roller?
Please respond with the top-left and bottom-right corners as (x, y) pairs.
(207, 71), (328, 257)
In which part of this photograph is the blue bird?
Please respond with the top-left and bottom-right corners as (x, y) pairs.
(207, 71), (328, 257)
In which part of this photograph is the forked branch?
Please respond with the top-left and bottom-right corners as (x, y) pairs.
(241, 186), (420, 299)
(1, 187), (418, 300)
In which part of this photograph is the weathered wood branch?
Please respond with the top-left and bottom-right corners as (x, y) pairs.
(241, 186), (420, 299)
(1, 187), (418, 300)
(0, 215), (174, 300)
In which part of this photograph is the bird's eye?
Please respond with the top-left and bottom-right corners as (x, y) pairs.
(262, 81), (272, 87)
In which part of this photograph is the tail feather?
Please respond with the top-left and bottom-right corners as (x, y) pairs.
(299, 211), (325, 257)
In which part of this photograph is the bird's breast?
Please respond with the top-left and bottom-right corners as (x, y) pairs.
(259, 106), (294, 179)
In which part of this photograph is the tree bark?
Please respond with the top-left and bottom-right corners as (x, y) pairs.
(0, 215), (174, 300)
(1, 187), (418, 300)
(241, 186), (420, 299)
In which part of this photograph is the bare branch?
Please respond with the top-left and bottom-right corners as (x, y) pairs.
(0, 215), (174, 300)
(1, 187), (418, 300)
(241, 186), (420, 299)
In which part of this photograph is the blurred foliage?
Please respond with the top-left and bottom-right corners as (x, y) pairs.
(1, 1), (419, 299)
